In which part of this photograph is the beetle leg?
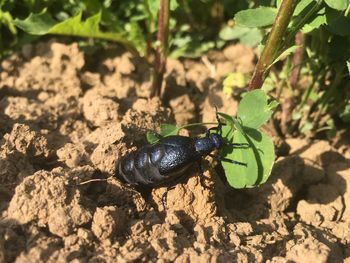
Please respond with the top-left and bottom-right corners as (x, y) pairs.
(206, 127), (218, 137)
(209, 153), (247, 167)
(225, 142), (250, 148)
(161, 186), (175, 210)
(206, 126), (225, 137)
(198, 160), (210, 189)
(198, 160), (205, 185)
(198, 160), (204, 176)
(206, 106), (226, 137)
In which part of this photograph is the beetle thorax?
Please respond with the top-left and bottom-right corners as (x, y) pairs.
(194, 133), (223, 156)
(209, 133), (223, 148)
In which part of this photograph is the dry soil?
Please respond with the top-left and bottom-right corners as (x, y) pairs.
(0, 41), (349, 263)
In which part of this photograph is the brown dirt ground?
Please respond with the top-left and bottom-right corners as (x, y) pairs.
(0, 40), (349, 263)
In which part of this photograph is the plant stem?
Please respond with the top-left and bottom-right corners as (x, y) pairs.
(289, 32), (304, 89)
(280, 32), (304, 134)
(151, 0), (170, 97)
(249, 0), (298, 90)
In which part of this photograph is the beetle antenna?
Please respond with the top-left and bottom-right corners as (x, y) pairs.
(214, 105), (223, 135)
(78, 178), (109, 185)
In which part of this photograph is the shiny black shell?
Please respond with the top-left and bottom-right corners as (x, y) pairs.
(117, 135), (201, 187)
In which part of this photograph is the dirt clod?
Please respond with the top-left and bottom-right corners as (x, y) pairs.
(7, 167), (94, 237)
(92, 206), (125, 242)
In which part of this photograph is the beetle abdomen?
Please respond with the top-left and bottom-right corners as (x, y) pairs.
(118, 145), (161, 186)
(117, 136), (198, 187)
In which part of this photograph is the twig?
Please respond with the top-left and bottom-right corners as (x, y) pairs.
(289, 32), (304, 89)
(151, 0), (170, 97)
(281, 32), (304, 134)
(78, 178), (109, 185)
(249, 0), (298, 90)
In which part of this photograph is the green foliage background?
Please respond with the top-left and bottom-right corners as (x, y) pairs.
(232, 0), (350, 136)
(0, 0), (257, 57)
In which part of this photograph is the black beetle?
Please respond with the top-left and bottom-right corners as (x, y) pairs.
(116, 110), (248, 207)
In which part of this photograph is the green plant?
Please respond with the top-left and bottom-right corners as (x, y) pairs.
(0, 0), (17, 54)
(224, 0), (350, 137)
(1, 0), (250, 58)
(152, 0), (170, 97)
(147, 90), (277, 188)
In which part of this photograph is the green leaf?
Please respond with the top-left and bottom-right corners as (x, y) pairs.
(220, 122), (275, 188)
(223, 72), (248, 95)
(169, 40), (215, 58)
(217, 112), (235, 127)
(0, 10), (17, 35)
(300, 121), (313, 134)
(219, 26), (262, 47)
(159, 123), (179, 136)
(268, 45), (300, 69)
(324, 0), (349, 10)
(219, 26), (248, 40)
(237, 90), (278, 129)
(13, 10), (137, 52)
(124, 21), (147, 55)
(146, 132), (160, 144)
(294, 0), (315, 16)
(232, 118), (246, 135)
(217, 111), (276, 188)
(340, 103), (350, 122)
(145, 0), (160, 20)
(261, 74), (277, 93)
(146, 123), (180, 144)
(234, 7), (277, 28)
(326, 8), (350, 36)
(239, 28), (263, 46)
(302, 12), (326, 33)
(13, 9), (56, 34)
(217, 112), (245, 140)
(269, 100), (279, 111)
(292, 111), (302, 120)
(170, 0), (179, 11)
(245, 129), (275, 185)
(220, 126), (258, 188)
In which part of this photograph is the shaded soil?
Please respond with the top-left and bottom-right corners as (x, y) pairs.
(0, 41), (349, 262)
